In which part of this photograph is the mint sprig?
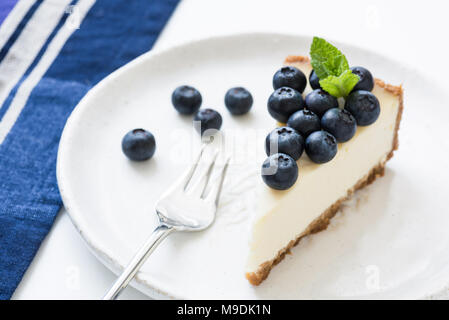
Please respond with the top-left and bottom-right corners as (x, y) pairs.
(309, 37), (359, 98)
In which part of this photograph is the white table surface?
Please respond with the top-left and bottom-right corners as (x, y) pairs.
(12, 0), (449, 299)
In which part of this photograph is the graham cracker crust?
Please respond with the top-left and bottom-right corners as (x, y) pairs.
(245, 56), (404, 286)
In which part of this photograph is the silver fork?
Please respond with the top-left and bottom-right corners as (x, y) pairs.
(103, 146), (230, 300)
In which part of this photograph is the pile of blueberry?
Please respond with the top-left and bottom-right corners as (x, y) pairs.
(262, 65), (380, 190)
(122, 85), (253, 161)
(172, 85), (253, 135)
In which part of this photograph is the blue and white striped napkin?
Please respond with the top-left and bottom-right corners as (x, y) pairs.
(0, 0), (179, 299)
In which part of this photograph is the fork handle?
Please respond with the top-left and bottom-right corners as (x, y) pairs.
(103, 225), (174, 300)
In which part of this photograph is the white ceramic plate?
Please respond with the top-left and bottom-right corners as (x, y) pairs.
(57, 33), (449, 299)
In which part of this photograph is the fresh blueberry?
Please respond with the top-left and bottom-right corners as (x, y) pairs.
(122, 129), (156, 161)
(305, 131), (338, 164)
(261, 153), (298, 190)
(225, 87), (253, 115)
(194, 108), (223, 135)
(309, 69), (321, 90)
(265, 126), (304, 160)
(305, 89), (338, 118)
(273, 66), (307, 93)
(351, 66), (374, 92)
(267, 87), (305, 123)
(321, 108), (357, 142)
(171, 85), (202, 115)
(287, 109), (321, 138)
(345, 90), (380, 126)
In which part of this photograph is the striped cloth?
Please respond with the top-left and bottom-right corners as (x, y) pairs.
(0, 0), (179, 299)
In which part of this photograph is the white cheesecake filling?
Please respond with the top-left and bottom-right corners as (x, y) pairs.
(246, 84), (401, 273)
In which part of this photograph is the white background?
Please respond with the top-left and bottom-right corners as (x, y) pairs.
(12, 0), (449, 299)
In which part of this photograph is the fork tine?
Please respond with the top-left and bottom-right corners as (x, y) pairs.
(182, 144), (206, 190)
(199, 150), (220, 198)
(188, 150), (219, 197)
(205, 157), (230, 205)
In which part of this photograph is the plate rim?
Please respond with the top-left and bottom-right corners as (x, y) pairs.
(56, 31), (448, 299)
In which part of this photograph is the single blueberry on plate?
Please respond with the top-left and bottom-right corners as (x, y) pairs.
(273, 66), (307, 93)
(305, 89), (338, 118)
(194, 108), (223, 135)
(267, 87), (305, 123)
(225, 87), (253, 115)
(171, 85), (202, 115)
(287, 109), (321, 138)
(345, 90), (380, 126)
(122, 129), (156, 161)
(265, 126), (304, 160)
(321, 108), (357, 142)
(305, 131), (338, 164)
(309, 69), (321, 90)
(351, 66), (374, 92)
(261, 153), (298, 190)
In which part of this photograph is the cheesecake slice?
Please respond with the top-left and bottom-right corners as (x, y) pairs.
(245, 55), (403, 285)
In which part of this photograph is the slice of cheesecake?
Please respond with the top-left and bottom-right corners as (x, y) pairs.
(245, 55), (403, 285)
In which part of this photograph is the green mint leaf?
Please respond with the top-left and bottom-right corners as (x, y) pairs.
(319, 69), (360, 98)
(310, 37), (349, 80)
(310, 37), (360, 97)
